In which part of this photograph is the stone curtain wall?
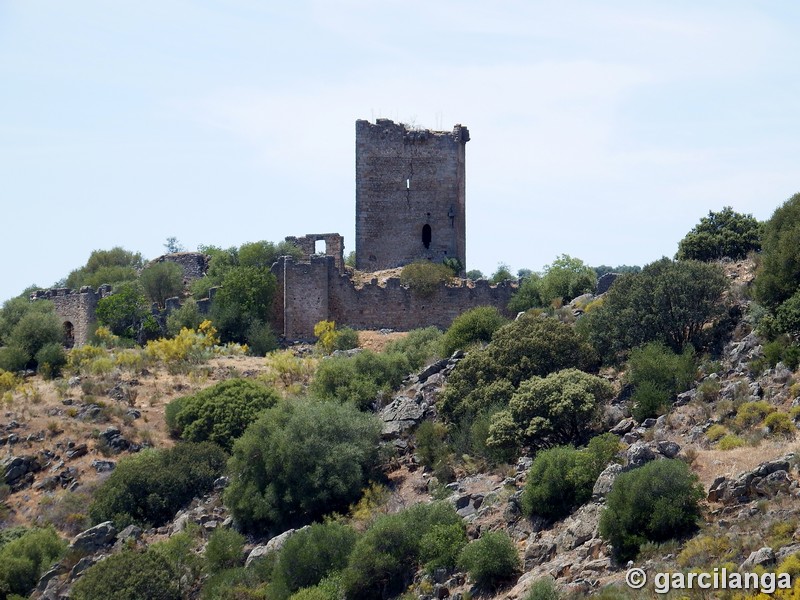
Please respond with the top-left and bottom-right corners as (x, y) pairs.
(355, 119), (468, 272)
(272, 256), (515, 339)
(30, 286), (112, 347)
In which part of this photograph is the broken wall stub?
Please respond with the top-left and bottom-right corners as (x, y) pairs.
(284, 233), (345, 273)
(355, 119), (468, 273)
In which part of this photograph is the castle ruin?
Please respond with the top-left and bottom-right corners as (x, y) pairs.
(38, 118), (518, 343)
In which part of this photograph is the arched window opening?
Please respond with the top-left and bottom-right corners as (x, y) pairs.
(63, 321), (75, 349)
(422, 224), (432, 249)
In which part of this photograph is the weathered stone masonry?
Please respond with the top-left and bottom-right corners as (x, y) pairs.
(29, 286), (112, 347)
(270, 256), (516, 340)
(355, 119), (468, 272)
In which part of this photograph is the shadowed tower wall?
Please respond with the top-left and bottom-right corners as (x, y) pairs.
(355, 119), (469, 272)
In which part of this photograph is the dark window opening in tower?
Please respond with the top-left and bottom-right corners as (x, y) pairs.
(422, 224), (432, 249)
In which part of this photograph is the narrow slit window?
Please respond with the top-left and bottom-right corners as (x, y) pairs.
(406, 178), (411, 189)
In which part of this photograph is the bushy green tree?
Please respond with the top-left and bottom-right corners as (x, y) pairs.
(466, 269), (485, 280)
(509, 255), (596, 312)
(457, 531), (520, 589)
(676, 206), (761, 261)
(224, 400), (381, 531)
(0, 295), (64, 371)
(400, 261), (453, 297)
(96, 282), (160, 342)
(210, 265), (277, 348)
(626, 343), (696, 420)
(593, 264), (641, 278)
(35, 342), (67, 379)
(440, 314), (597, 423)
(270, 521), (357, 598)
(0, 527), (66, 598)
(65, 247), (143, 290)
(341, 503), (462, 600)
(166, 298), (203, 336)
(521, 434), (620, 520)
(490, 263), (515, 284)
(419, 522), (468, 572)
(383, 326), (443, 369)
(140, 261), (184, 308)
(71, 549), (181, 600)
(165, 379), (279, 451)
(577, 258), (727, 359)
(205, 528), (246, 574)
(487, 369), (613, 453)
(89, 442), (227, 528)
(754, 193), (800, 309)
(599, 459), (703, 561)
(441, 306), (508, 356)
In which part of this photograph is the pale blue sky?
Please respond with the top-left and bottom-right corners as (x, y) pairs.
(2, 1), (798, 302)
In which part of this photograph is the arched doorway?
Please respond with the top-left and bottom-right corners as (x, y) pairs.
(63, 321), (75, 349)
(422, 224), (432, 249)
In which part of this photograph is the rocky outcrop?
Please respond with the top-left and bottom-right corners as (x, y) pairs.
(707, 456), (794, 504)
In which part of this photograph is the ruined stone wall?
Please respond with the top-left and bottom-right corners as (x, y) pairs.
(285, 233), (345, 272)
(147, 252), (210, 283)
(271, 257), (331, 339)
(272, 256), (515, 339)
(30, 286), (112, 347)
(355, 119), (468, 272)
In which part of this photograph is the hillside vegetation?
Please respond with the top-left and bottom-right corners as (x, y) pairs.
(1, 200), (800, 599)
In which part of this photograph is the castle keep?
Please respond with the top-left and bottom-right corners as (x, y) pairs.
(355, 119), (468, 272)
(38, 118), (517, 342)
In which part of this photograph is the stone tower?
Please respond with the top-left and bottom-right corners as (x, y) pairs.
(355, 118), (469, 272)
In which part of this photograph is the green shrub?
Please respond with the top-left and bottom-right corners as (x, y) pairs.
(333, 327), (359, 351)
(525, 577), (560, 600)
(287, 576), (341, 600)
(35, 342), (67, 379)
(71, 549), (181, 600)
(676, 207), (762, 262)
(457, 531), (520, 589)
(89, 442), (227, 528)
(577, 258), (727, 359)
(0, 527), (66, 598)
(140, 261), (184, 308)
(536, 254), (596, 307)
(735, 400), (775, 430)
(270, 521), (357, 598)
(508, 273), (543, 313)
(627, 343), (695, 396)
(705, 424), (728, 442)
(490, 263), (515, 284)
(200, 555), (276, 600)
(311, 349), (410, 410)
(165, 379), (279, 451)
(383, 326), (443, 369)
(0, 346), (28, 372)
(630, 381), (670, 422)
(400, 261), (453, 298)
(415, 420), (452, 479)
(522, 434), (620, 520)
(776, 290), (800, 337)
(224, 400), (381, 532)
(246, 320), (279, 356)
(205, 528), (246, 574)
(341, 502), (461, 599)
(599, 459), (703, 561)
(96, 282), (160, 343)
(764, 411), (795, 437)
(166, 299), (203, 337)
(487, 369), (613, 453)
(210, 265), (277, 347)
(440, 314), (597, 423)
(718, 434), (747, 450)
(419, 522), (468, 572)
(441, 306), (508, 356)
